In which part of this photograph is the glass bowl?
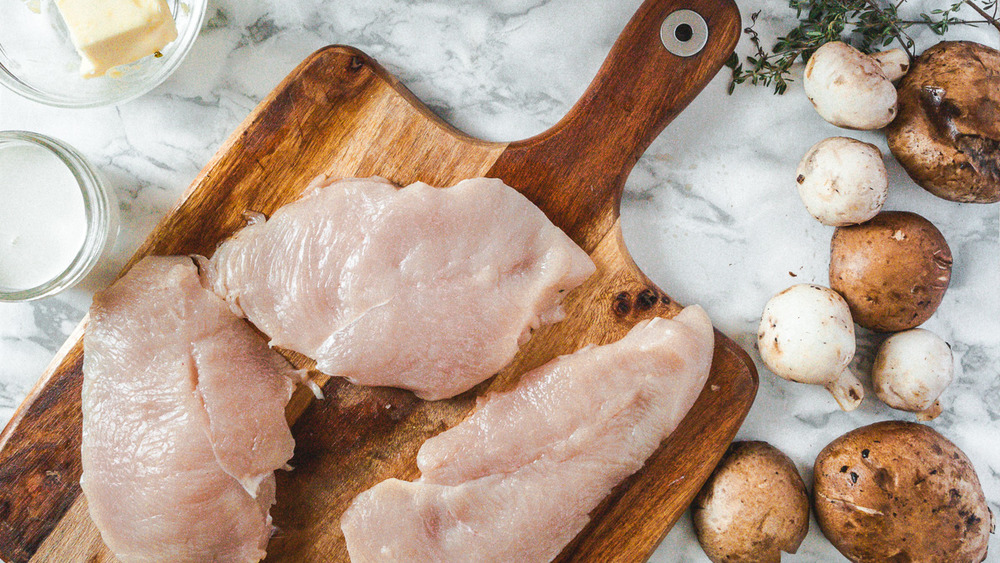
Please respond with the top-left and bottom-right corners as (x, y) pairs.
(0, 0), (207, 108)
(0, 131), (119, 301)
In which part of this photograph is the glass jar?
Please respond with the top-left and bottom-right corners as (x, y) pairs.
(0, 131), (119, 301)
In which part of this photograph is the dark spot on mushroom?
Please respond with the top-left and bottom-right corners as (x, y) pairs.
(919, 85), (973, 149)
(874, 468), (893, 490)
(955, 134), (1000, 181)
(659, 295), (671, 305)
(949, 488), (961, 505)
(613, 292), (632, 316)
(841, 465), (849, 473)
(862, 449), (870, 458)
(636, 289), (658, 311)
(921, 85), (947, 109)
(850, 471), (859, 484)
(796, 174), (806, 184)
(941, 99), (963, 119)
(349, 56), (365, 71)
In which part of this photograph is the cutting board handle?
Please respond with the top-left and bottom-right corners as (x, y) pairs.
(492, 0), (741, 243)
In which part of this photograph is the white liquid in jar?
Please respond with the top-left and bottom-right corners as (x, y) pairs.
(0, 144), (88, 290)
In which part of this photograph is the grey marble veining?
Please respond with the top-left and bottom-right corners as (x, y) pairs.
(1, 1), (998, 561)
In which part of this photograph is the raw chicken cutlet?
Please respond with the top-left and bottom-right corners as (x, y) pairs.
(82, 256), (300, 563)
(341, 306), (715, 562)
(206, 176), (596, 401)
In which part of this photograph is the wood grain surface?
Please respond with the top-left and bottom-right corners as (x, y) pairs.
(0, 0), (756, 561)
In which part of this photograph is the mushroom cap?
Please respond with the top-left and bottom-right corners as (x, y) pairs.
(886, 41), (1000, 203)
(804, 41), (898, 130)
(795, 137), (888, 226)
(873, 328), (953, 414)
(758, 284), (855, 385)
(693, 441), (809, 563)
(830, 211), (952, 332)
(814, 421), (993, 562)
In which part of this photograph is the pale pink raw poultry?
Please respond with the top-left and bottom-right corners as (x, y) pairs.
(206, 176), (596, 401)
(81, 256), (299, 563)
(340, 306), (715, 562)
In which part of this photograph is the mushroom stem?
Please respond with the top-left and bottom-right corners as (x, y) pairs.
(916, 400), (943, 421)
(872, 49), (910, 82)
(825, 367), (864, 411)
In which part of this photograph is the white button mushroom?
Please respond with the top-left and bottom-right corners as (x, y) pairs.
(872, 328), (954, 420)
(871, 48), (910, 82)
(804, 42), (898, 130)
(758, 284), (864, 411)
(795, 137), (888, 226)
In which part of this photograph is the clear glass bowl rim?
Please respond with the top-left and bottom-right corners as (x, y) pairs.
(0, 0), (208, 108)
(0, 130), (118, 301)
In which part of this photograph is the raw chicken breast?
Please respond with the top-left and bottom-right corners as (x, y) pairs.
(207, 176), (595, 401)
(341, 306), (715, 562)
(81, 256), (299, 563)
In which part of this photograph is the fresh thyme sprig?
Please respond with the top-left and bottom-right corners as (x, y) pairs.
(726, 0), (1000, 95)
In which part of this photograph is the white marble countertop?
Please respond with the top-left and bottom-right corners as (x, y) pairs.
(1, 0), (998, 561)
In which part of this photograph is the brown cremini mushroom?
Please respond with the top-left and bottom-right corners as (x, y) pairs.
(814, 421), (994, 562)
(693, 441), (810, 563)
(829, 211), (952, 332)
(886, 41), (1000, 203)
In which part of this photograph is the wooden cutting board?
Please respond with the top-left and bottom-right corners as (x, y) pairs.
(0, 0), (757, 561)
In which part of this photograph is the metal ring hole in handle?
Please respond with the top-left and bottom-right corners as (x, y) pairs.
(660, 10), (708, 57)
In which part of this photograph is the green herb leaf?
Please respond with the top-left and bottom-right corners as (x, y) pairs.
(727, 0), (999, 95)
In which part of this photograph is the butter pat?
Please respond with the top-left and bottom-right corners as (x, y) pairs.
(55, 0), (178, 79)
